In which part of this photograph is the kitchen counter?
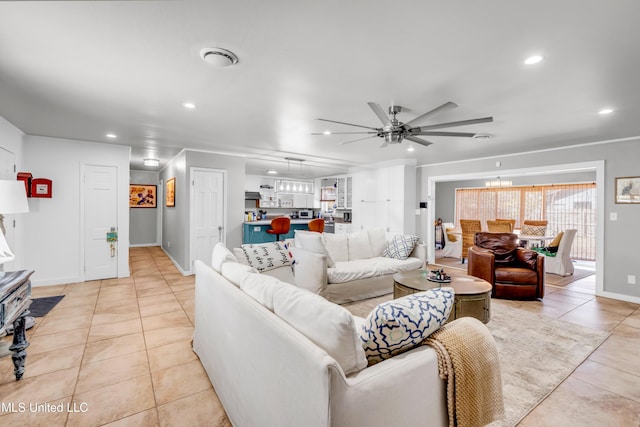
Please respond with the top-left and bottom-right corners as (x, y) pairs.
(244, 218), (315, 225)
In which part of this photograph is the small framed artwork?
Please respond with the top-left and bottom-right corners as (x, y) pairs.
(615, 176), (640, 204)
(166, 177), (176, 207)
(129, 184), (157, 208)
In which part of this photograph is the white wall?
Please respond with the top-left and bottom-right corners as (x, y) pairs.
(130, 170), (160, 246)
(22, 135), (131, 286)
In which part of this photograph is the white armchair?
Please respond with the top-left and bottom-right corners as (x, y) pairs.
(546, 229), (577, 276)
(440, 222), (462, 259)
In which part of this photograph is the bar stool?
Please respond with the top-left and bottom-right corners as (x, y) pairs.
(308, 218), (325, 233)
(266, 217), (291, 241)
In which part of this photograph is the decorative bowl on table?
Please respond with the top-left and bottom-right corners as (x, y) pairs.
(427, 268), (452, 283)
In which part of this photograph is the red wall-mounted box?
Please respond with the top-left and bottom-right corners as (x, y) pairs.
(31, 178), (52, 198)
(17, 172), (32, 197)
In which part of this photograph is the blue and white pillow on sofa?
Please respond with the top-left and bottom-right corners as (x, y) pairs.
(238, 242), (291, 272)
(383, 234), (420, 260)
(359, 288), (455, 364)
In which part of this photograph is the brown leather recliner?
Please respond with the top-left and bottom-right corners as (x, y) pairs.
(467, 232), (545, 300)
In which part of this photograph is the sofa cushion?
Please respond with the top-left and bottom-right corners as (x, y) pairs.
(273, 283), (367, 375)
(348, 230), (374, 260)
(236, 242), (291, 272)
(220, 261), (257, 287)
(367, 228), (388, 257)
(323, 233), (349, 263)
(360, 288), (455, 364)
(328, 256), (423, 284)
(211, 243), (238, 273)
(240, 271), (290, 310)
(383, 235), (420, 260)
(294, 230), (334, 267)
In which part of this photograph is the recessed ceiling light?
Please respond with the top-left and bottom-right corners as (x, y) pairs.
(200, 47), (239, 67)
(598, 108), (614, 115)
(407, 146), (415, 152)
(106, 133), (117, 139)
(183, 102), (196, 109)
(267, 170), (278, 175)
(323, 131), (331, 135)
(144, 158), (160, 167)
(524, 55), (543, 65)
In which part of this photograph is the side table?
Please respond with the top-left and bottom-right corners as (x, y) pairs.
(0, 270), (34, 380)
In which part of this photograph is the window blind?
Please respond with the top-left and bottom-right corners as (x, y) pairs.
(455, 183), (596, 260)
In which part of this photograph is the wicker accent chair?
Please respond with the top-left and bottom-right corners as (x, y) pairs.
(460, 219), (482, 264)
(487, 220), (513, 233)
(495, 218), (516, 231)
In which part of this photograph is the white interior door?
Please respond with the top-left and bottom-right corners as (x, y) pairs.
(0, 148), (16, 271)
(84, 165), (118, 280)
(191, 168), (225, 269)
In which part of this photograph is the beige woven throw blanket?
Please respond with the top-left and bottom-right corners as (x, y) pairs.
(425, 317), (505, 427)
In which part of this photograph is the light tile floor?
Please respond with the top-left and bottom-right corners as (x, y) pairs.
(0, 248), (638, 426)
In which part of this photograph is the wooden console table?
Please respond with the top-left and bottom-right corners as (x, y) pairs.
(0, 270), (33, 380)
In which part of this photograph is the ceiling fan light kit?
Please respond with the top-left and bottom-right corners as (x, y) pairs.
(314, 101), (493, 149)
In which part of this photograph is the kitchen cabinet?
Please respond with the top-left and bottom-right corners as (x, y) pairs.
(334, 223), (352, 235)
(336, 176), (352, 209)
(351, 160), (416, 236)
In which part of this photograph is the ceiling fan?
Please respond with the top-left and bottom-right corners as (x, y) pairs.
(313, 102), (493, 147)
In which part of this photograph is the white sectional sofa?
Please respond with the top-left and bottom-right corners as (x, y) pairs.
(193, 252), (449, 427)
(291, 228), (426, 303)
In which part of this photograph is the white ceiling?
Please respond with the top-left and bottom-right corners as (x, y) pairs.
(1, 1), (639, 179)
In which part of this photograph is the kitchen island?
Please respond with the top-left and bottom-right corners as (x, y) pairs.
(242, 219), (317, 244)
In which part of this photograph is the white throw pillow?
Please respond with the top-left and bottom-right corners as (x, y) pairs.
(273, 283), (367, 375)
(367, 228), (388, 257)
(237, 242), (291, 272)
(220, 262), (257, 287)
(323, 233), (349, 263)
(348, 230), (374, 260)
(360, 288), (455, 364)
(211, 243), (238, 273)
(383, 235), (420, 260)
(294, 230), (333, 267)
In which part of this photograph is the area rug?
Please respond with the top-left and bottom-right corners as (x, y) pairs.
(29, 295), (65, 317)
(545, 267), (594, 287)
(342, 295), (610, 427)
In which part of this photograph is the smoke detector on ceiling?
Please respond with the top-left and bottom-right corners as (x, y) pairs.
(200, 47), (239, 67)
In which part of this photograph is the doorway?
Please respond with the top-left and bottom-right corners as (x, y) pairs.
(83, 164), (118, 281)
(190, 168), (225, 270)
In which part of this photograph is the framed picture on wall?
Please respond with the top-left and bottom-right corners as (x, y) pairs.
(129, 184), (157, 208)
(615, 176), (640, 204)
(166, 177), (176, 207)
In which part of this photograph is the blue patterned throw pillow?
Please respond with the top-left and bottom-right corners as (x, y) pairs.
(239, 242), (291, 272)
(382, 234), (420, 260)
(360, 288), (455, 364)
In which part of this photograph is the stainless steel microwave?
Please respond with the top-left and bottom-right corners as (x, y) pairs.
(298, 210), (313, 218)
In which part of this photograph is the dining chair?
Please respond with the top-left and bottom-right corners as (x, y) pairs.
(495, 218), (516, 231)
(307, 218), (325, 233)
(487, 220), (513, 233)
(459, 219), (482, 264)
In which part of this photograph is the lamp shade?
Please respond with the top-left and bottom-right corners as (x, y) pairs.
(0, 180), (29, 214)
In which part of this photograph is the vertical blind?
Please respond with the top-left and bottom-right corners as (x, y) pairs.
(455, 183), (596, 260)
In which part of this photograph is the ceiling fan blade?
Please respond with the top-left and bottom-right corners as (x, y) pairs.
(311, 131), (378, 135)
(418, 131), (477, 137)
(402, 101), (458, 128)
(417, 116), (494, 131)
(317, 118), (379, 131)
(339, 135), (378, 145)
(405, 135), (433, 147)
(367, 102), (392, 127)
